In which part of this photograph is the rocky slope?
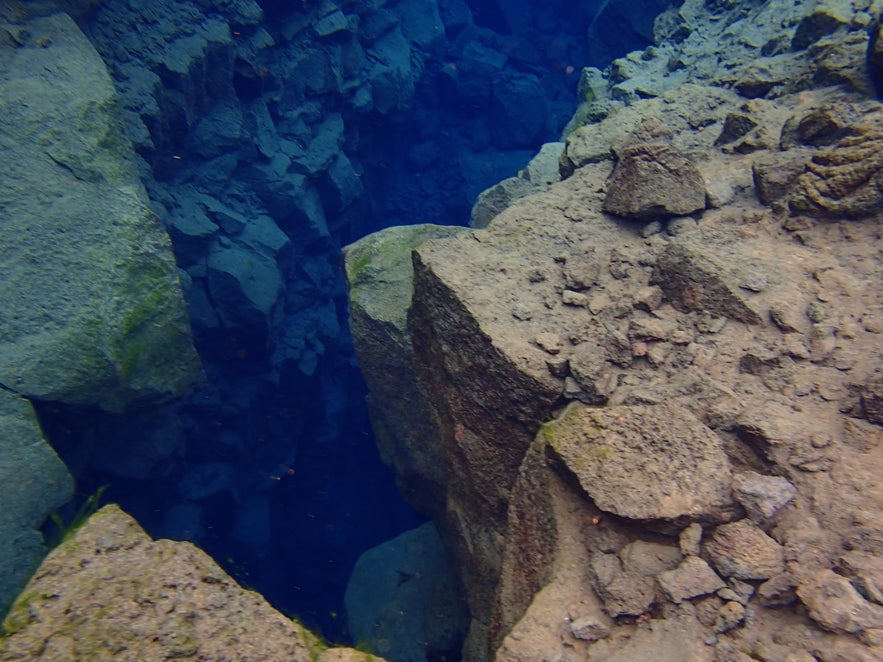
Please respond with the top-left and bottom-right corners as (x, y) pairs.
(0, 505), (383, 662)
(346, 0), (883, 659)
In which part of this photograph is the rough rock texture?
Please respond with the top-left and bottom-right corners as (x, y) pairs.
(344, 224), (468, 514)
(344, 522), (469, 662)
(602, 141), (707, 220)
(0, 391), (74, 615)
(789, 110), (883, 218)
(704, 519), (786, 581)
(0, 505), (383, 662)
(0, 12), (202, 411)
(544, 402), (735, 522)
(348, 2), (883, 660)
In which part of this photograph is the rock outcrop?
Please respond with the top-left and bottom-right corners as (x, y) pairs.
(0, 505), (383, 662)
(348, 1), (883, 659)
(0, 11), (202, 411)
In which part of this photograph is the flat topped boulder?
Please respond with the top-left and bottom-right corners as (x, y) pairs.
(543, 402), (734, 522)
(0, 12), (202, 411)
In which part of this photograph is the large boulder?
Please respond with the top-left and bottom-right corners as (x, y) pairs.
(0, 504), (383, 662)
(0, 391), (74, 616)
(0, 12), (202, 411)
(344, 522), (469, 662)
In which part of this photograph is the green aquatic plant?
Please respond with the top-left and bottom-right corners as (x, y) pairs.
(46, 485), (109, 549)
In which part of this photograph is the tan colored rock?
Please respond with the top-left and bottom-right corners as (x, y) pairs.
(0, 505), (379, 662)
(603, 142), (706, 220)
(797, 569), (883, 634)
(544, 402), (734, 522)
(789, 111), (883, 218)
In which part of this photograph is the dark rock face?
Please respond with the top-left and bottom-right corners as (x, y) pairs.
(870, 15), (883, 98)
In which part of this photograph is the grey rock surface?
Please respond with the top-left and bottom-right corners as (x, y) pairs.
(658, 556), (726, 604)
(732, 470), (797, 523)
(705, 520), (786, 581)
(344, 522), (469, 662)
(0, 12), (202, 411)
(0, 391), (74, 615)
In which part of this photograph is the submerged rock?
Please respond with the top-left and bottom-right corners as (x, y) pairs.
(0, 505), (382, 662)
(344, 522), (469, 662)
(0, 12), (202, 411)
(543, 402), (734, 523)
(0, 391), (74, 615)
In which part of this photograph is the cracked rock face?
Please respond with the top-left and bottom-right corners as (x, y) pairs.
(789, 110), (883, 218)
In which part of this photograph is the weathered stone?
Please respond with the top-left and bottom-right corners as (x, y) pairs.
(651, 242), (762, 324)
(792, 7), (850, 50)
(861, 372), (883, 426)
(704, 519), (785, 580)
(680, 523), (704, 557)
(603, 142), (706, 220)
(797, 569), (883, 634)
(757, 572), (798, 608)
(732, 470), (797, 523)
(713, 601), (745, 633)
(659, 556), (726, 603)
(715, 112), (758, 146)
(470, 176), (535, 228)
(569, 615), (610, 641)
(0, 505), (377, 661)
(344, 224), (468, 515)
(753, 151), (812, 203)
(544, 402), (734, 522)
(870, 15), (883, 99)
(590, 552), (656, 618)
(620, 541), (683, 577)
(789, 111), (883, 218)
(0, 12), (202, 410)
(345, 522), (468, 662)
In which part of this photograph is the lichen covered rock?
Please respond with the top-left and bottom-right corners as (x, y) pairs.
(0, 391), (73, 615)
(0, 12), (202, 411)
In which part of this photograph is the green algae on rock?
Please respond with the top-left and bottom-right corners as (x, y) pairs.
(0, 12), (202, 411)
